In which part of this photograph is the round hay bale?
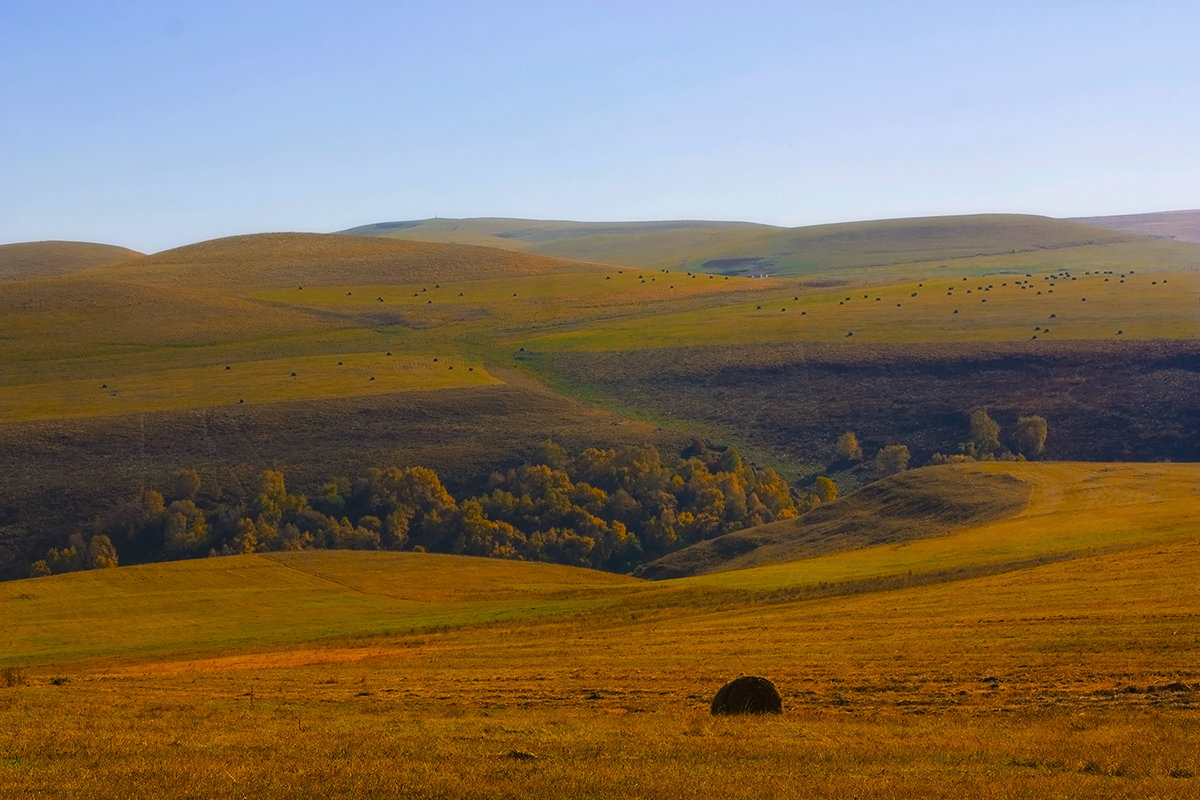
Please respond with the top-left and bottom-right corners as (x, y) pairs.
(710, 676), (782, 716)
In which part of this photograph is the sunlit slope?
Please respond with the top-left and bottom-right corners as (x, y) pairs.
(0, 551), (639, 666)
(4, 462), (1195, 669)
(522, 266), (1200, 350)
(345, 214), (1188, 277)
(0, 240), (143, 281)
(3, 237), (1194, 421)
(94, 232), (597, 290)
(0, 234), (628, 420)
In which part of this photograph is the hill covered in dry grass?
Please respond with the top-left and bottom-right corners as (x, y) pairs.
(0, 240), (142, 281)
(346, 213), (1159, 277)
(637, 464), (1033, 578)
(1071, 209), (1200, 244)
(95, 231), (598, 290)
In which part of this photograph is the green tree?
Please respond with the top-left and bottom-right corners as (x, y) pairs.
(969, 409), (1002, 457)
(86, 534), (119, 569)
(28, 560), (51, 578)
(232, 518), (259, 554)
(44, 545), (82, 574)
(1013, 415), (1048, 458)
(750, 468), (797, 520)
(874, 444), (910, 476)
(532, 439), (569, 470)
(163, 499), (211, 557)
(814, 475), (838, 503)
(170, 469), (202, 501)
(834, 431), (862, 462)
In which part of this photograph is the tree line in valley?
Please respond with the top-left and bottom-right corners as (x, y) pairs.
(32, 441), (799, 577)
(27, 410), (1046, 578)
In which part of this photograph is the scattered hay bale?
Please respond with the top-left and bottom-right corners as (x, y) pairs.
(710, 675), (782, 716)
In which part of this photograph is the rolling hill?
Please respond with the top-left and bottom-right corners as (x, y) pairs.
(640, 462), (1198, 580)
(1071, 209), (1200, 244)
(343, 213), (1191, 278)
(0, 240), (143, 281)
(636, 464), (1033, 578)
(93, 231), (597, 290)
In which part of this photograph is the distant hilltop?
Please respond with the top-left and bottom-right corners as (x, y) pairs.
(1067, 210), (1200, 244)
(340, 212), (1156, 277)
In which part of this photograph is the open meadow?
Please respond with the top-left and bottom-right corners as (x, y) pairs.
(2, 462), (1199, 798)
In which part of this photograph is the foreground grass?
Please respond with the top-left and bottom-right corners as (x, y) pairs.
(2, 463), (1198, 798)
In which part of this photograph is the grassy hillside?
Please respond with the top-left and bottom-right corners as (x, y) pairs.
(638, 463), (1033, 578)
(99, 231), (593, 289)
(342, 217), (774, 253)
(0, 550), (640, 665)
(2, 222), (1197, 579)
(1071, 209), (1200, 244)
(533, 339), (1200, 469)
(0, 240), (142, 281)
(0, 377), (679, 580)
(345, 213), (1198, 278)
(2, 462), (1198, 798)
(672, 462), (1199, 587)
(520, 267), (1200, 350)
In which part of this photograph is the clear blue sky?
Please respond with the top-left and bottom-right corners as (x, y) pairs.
(3, 1), (1197, 253)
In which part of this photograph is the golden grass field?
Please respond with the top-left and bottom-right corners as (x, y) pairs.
(3, 462), (1198, 798)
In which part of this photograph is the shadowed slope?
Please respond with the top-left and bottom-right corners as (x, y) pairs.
(0, 241), (143, 281)
(638, 465), (1032, 578)
(645, 462), (1200, 582)
(0, 376), (680, 580)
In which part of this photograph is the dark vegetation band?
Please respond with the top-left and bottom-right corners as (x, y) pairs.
(29, 409), (1045, 578)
